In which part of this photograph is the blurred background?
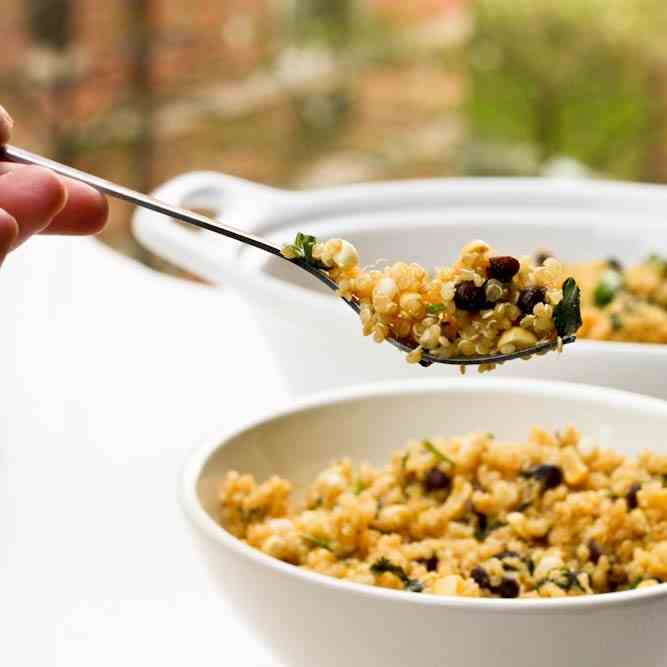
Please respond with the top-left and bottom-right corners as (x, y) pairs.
(1, 0), (666, 272)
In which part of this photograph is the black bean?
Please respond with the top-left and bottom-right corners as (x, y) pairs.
(588, 539), (604, 565)
(608, 568), (628, 592)
(517, 287), (546, 315)
(501, 562), (518, 572)
(607, 258), (623, 272)
(488, 256), (520, 282)
(476, 512), (488, 534)
(523, 464), (563, 490)
(494, 578), (520, 598)
(471, 566), (491, 589)
(424, 555), (439, 572)
(424, 467), (451, 492)
(454, 281), (487, 312)
(532, 535), (549, 548)
(626, 482), (641, 510)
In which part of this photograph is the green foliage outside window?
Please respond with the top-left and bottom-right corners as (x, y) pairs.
(468, 0), (667, 181)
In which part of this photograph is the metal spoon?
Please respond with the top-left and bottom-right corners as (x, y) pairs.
(2, 144), (575, 367)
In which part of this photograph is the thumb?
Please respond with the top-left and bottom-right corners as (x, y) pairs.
(0, 207), (19, 268)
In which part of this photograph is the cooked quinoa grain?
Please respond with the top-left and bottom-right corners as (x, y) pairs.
(282, 235), (582, 370)
(217, 428), (667, 598)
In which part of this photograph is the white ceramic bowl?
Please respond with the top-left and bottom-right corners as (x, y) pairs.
(182, 378), (667, 667)
(133, 175), (667, 397)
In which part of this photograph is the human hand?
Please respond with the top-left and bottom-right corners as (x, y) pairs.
(0, 104), (108, 268)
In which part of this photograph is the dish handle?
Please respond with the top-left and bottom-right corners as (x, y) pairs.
(131, 171), (291, 285)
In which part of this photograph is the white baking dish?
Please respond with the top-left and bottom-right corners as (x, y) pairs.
(133, 174), (667, 397)
(181, 378), (667, 667)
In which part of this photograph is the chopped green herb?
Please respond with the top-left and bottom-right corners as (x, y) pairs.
(630, 577), (645, 590)
(371, 557), (403, 578)
(354, 479), (366, 495)
(404, 579), (424, 593)
(473, 512), (487, 540)
(593, 270), (624, 308)
(422, 440), (455, 467)
(648, 254), (667, 275)
(399, 452), (412, 494)
(554, 277), (583, 337)
(474, 518), (506, 542)
(610, 313), (624, 331)
(487, 433), (495, 439)
(302, 534), (334, 552)
(296, 233), (316, 263)
(370, 557), (423, 592)
(427, 303), (446, 315)
(286, 233), (326, 269)
(537, 567), (584, 592)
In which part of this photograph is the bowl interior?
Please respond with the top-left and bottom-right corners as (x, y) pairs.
(196, 380), (667, 520)
(247, 205), (667, 296)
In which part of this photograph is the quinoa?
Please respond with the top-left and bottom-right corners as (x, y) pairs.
(282, 236), (582, 372)
(217, 427), (667, 599)
(543, 253), (667, 344)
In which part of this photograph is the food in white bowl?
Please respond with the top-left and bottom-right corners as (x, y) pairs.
(281, 235), (581, 371)
(218, 425), (666, 599)
(555, 253), (667, 343)
(182, 379), (667, 667)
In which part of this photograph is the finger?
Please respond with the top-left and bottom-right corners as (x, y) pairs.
(0, 161), (108, 237)
(0, 207), (19, 268)
(40, 176), (108, 236)
(0, 164), (67, 246)
(0, 105), (12, 145)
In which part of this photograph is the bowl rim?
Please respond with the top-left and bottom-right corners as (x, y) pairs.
(181, 377), (667, 613)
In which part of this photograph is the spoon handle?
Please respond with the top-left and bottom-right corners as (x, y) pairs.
(2, 144), (282, 256)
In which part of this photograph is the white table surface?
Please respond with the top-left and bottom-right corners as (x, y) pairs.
(0, 237), (287, 666)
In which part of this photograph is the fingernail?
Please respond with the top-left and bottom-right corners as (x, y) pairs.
(0, 105), (14, 128)
(0, 105), (14, 144)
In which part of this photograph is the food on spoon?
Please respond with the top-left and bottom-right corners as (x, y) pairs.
(217, 427), (667, 599)
(282, 235), (582, 371)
